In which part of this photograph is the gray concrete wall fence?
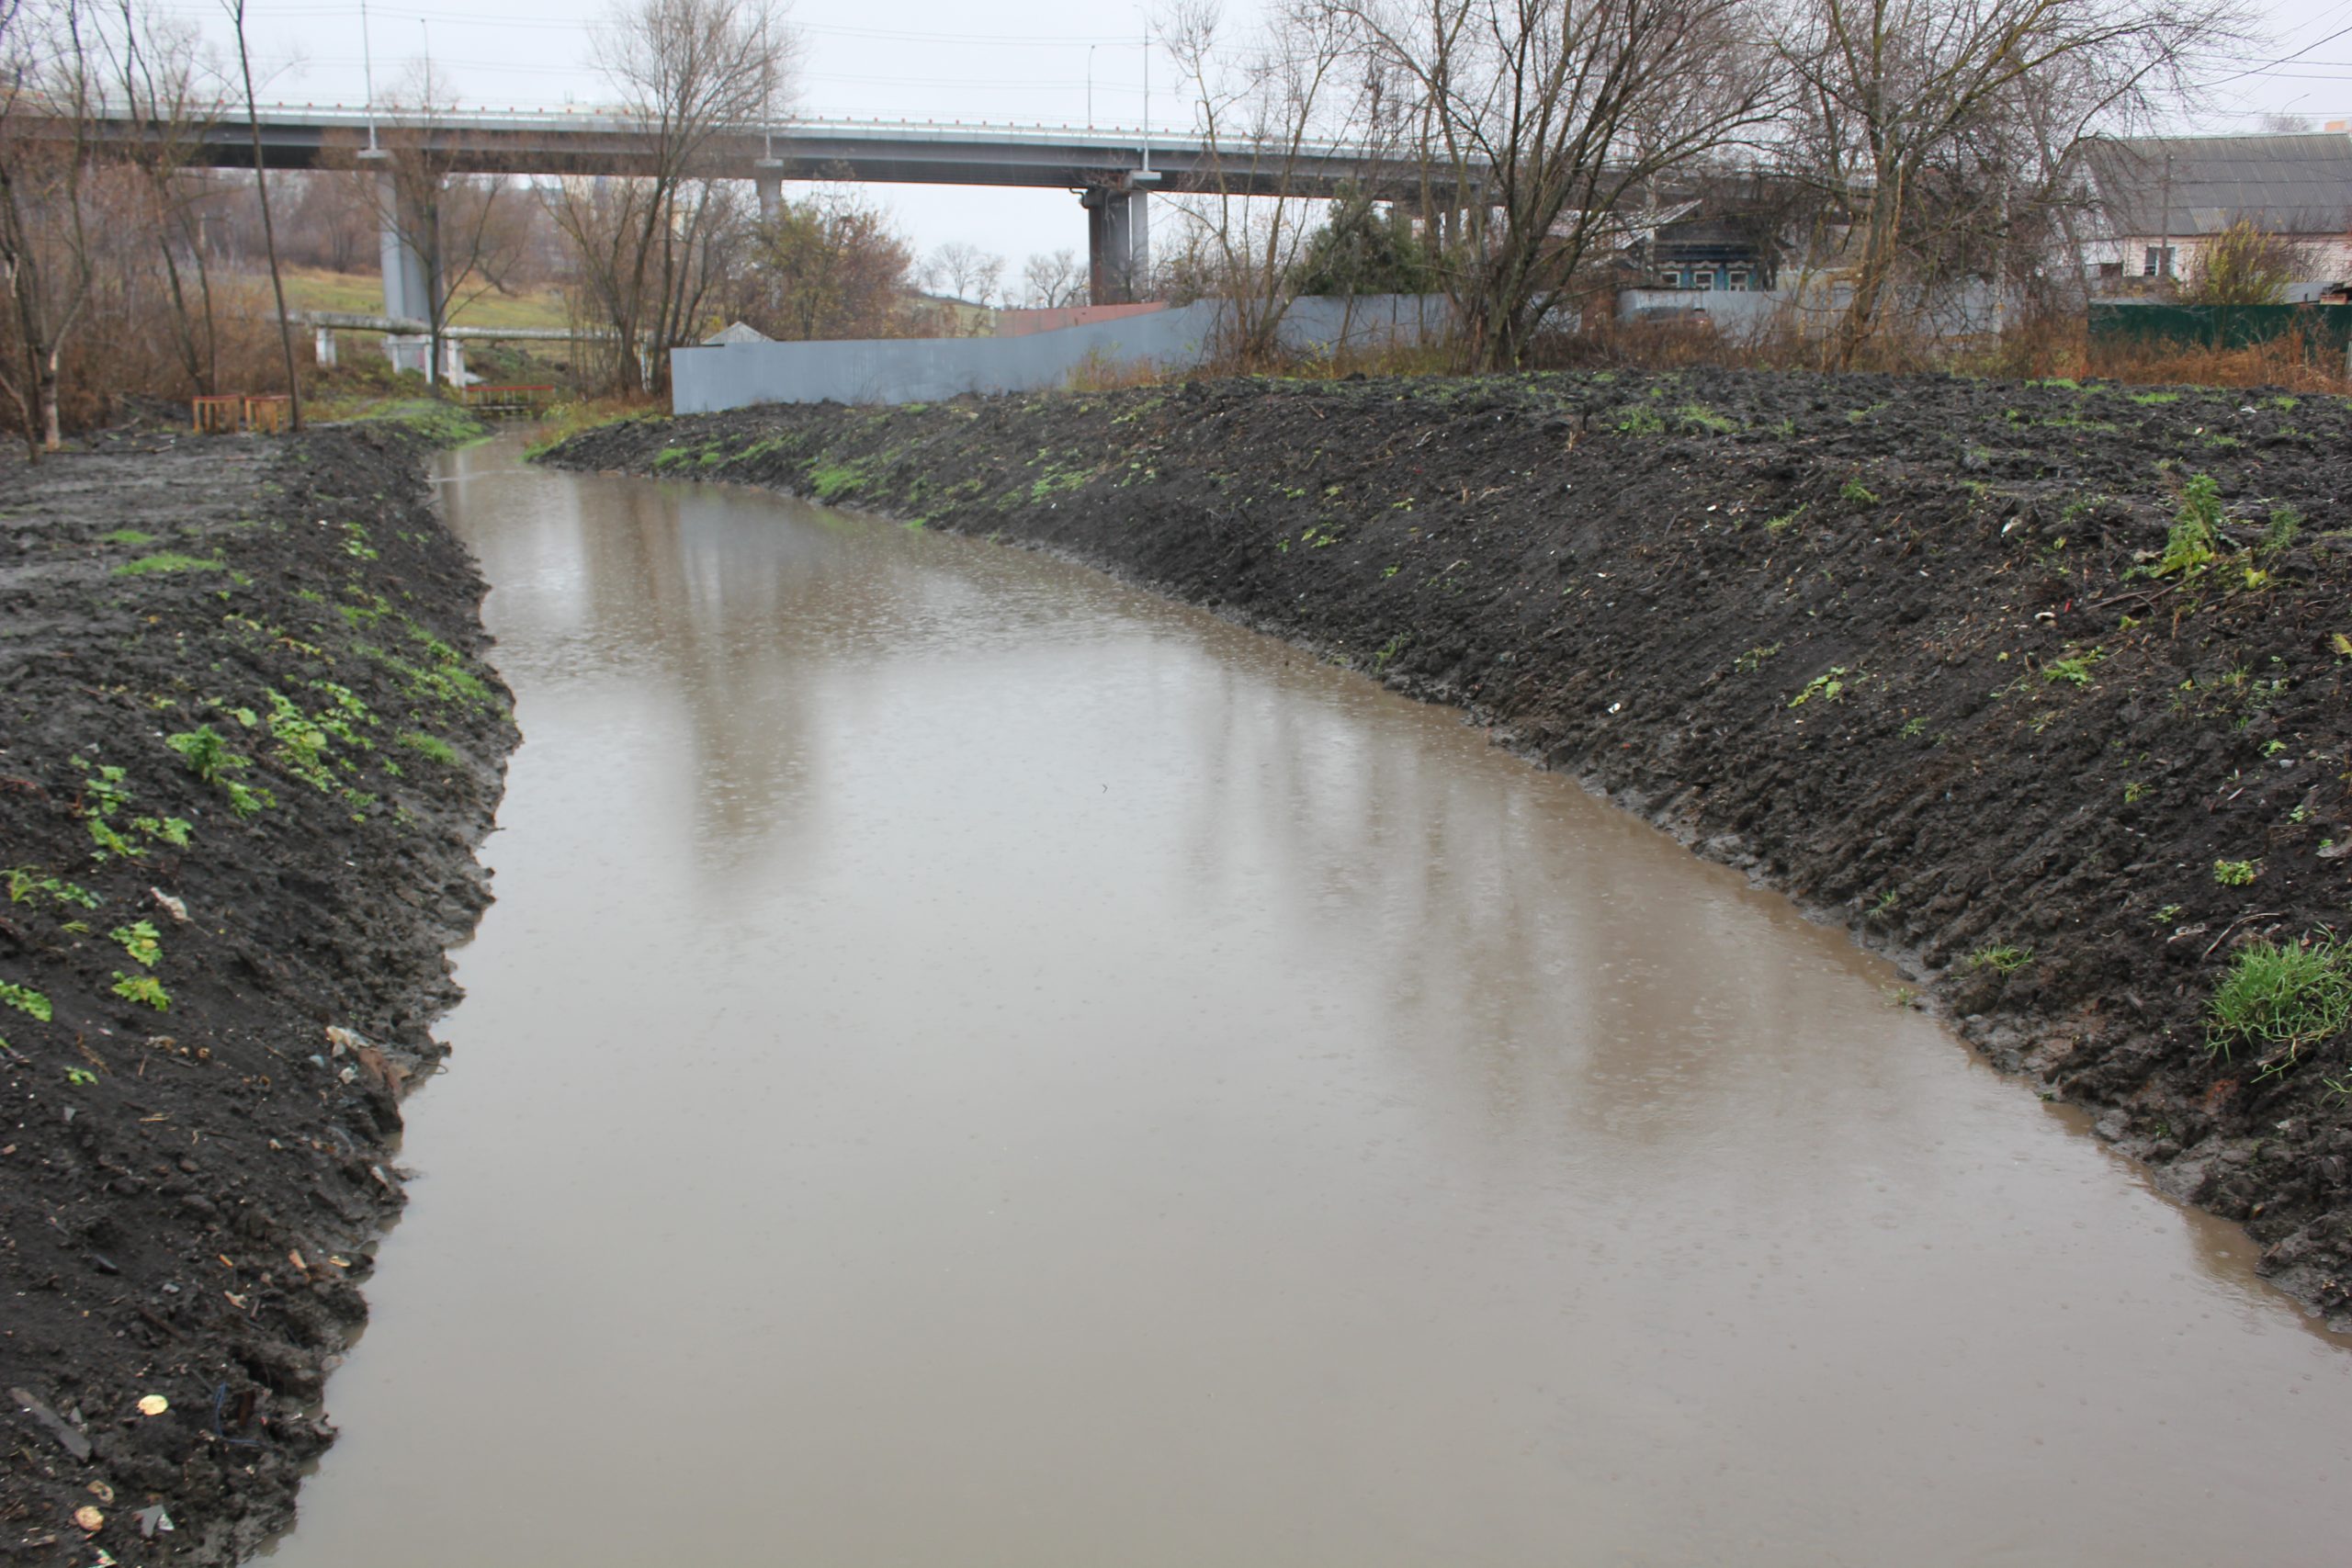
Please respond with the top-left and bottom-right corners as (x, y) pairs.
(671, 295), (1450, 413)
(1616, 280), (2008, 340)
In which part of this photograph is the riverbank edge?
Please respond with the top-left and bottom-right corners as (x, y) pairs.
(2, 419), (517, 1565)
(541, 369), (2352, 1329)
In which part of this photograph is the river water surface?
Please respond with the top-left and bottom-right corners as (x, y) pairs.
(264, 438), (2351, 1566)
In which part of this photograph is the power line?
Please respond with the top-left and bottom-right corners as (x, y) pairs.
(2205, 17), (2352, 88)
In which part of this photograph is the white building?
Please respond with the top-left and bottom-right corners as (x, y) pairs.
(2082, 130), (2352, 289)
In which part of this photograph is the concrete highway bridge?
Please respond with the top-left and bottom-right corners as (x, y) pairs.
(74, 103), (1459, 312)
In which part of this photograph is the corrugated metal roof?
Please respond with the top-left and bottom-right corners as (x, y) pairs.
(703, 321), (772, 346)
(2088, 133), (2352, 237)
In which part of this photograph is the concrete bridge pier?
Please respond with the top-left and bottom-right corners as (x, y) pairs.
(754, 159), (784, 220)
(376, 173), (435, 328)
(1082, 182), (1150, 304)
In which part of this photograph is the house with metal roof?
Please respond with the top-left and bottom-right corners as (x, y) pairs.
(2082, 131), (2352, 288)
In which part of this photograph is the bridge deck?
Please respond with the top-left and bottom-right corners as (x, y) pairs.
(64, 103), (1466, 198)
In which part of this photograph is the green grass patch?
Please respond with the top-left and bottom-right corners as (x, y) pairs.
(2207, 937), (2351, 1064)
(808, 459), (866, 501)
(114, 552), (223, 577)
(398, 730), (459, 766)
(350, 398), (490, 447)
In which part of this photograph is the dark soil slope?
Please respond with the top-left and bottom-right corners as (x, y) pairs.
(548, 369), (2352, 1326)
(2, 425), (514, 1564)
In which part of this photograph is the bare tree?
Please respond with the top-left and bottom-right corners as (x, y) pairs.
(922, 240), (1004, 306)
(0, 0), (102, 453)
(1162, 0), (1378, 366)
(548, 0), (798, 394)
(1019, 248), (1088, 308)
(1776, 0), (2245, 367)
(283, 172), (381, 272)
(219, 0), (299, 426)
(1336, 0), (1769, 368)
(96, 0), (226, 397)
(1325, 0), (1780, 371)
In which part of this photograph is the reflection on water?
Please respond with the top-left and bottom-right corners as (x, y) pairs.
(266, 439), (2352, 1568)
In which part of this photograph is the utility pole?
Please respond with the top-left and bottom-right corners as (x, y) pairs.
(2158, 152), (2173, 288)
(360, 0), (380, 156)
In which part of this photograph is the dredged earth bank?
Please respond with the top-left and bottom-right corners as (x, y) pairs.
(2, 422), (514, 1565)
(545, 368), (2352, 1326)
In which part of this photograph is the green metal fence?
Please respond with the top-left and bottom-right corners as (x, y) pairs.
(2089, 301), (2352, 360)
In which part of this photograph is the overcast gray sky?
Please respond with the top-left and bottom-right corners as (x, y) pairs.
(154, 0), (2352, 275)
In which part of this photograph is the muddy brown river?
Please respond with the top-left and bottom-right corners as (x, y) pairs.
(263, 438), (2351, 1566)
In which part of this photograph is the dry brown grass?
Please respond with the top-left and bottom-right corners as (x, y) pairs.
(2086, 331), (2350, 395)
(1066, 347), (1175, 393)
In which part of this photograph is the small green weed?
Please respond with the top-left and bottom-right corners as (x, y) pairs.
(110, 920), (162, 968)
(7, 870), (97, 909)
(2041, 649), (2102, 685)
(131, 816), (190, 848)
(2213, 859), (2259, 886)
(1789, 667), (1858, 707)
(263, 690), (336, 791)
(110, 972), (170, 1011)
(1967, 944), (2033, 975)
(0, 980), (52, 1022)
(1838, 477), (1880, 508)
(100, 527), (158, 546)
(2152, 473), (2223, 578)
(1736, 643), (1782, 673)
(165, 726), (238, 784)
(73, 759), (141, 861)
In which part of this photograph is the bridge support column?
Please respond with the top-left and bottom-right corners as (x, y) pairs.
(375, 174), (444, 380)
(754, 159), (784, 220)
(377, 174), (434, 327)
(1082, 183), (1150, 305)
